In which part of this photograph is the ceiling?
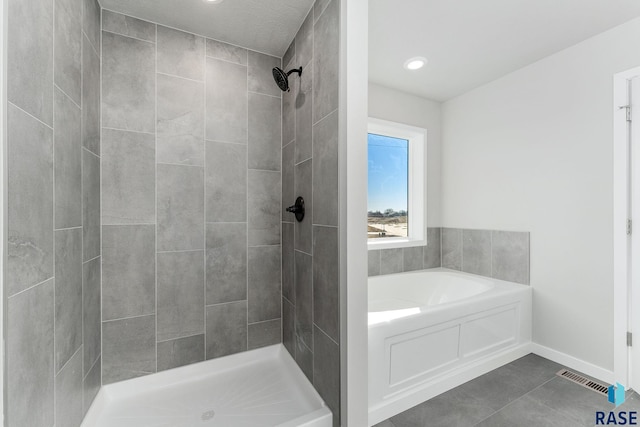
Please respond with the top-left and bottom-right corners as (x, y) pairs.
(99, 0), (314, 57)
(369, 0), (640, 101)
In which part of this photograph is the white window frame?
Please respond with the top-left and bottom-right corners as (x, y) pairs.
(367, 117), (426, 250)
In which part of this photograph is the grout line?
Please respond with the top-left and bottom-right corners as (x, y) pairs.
(101, 222), (155, 227)
(102, 29), (155, 45)
(295, 248), (312, 257)
(54, 82), (81, 110)
(294, 156), (312, 167)
(156, 70), (203, 84)
(248, 244), (281, 249)
(205, 138), (247, 147)
(205, 54), (249, 69)
(83, 30), (100, 61)
(99, 1), (104, 391)
(101, 126), (155, 136)
(56, 344), (83, 377)
(7, 276), (53, 300)
(102, 312), (155, 324)
(54, 225), (83, 232)
(283, 294), (294, 307)
(155, 161), (204, 169)
(279, 53), (284, 346)
(248, 90), (281, 100)
(205, 300), (247, 308)
(80, 3), (86, 404)
(156, 331), (204, 344)
(471, 375), (564, 427)
(52, 1), (57, 423)
(247, 168), (280, 174)
(83, 254), (100, 265)
(82, 352), (100, 381)
(291, 38), (297, 363)
(314, 322), (339, 348)
(205, 52), (247, 67)
(309, 11), (315, 360)
(311, 106), (338, 128)
(203, 35), (208, 361)
(248, 317), (281, 326)
(156, 248), (204, 254)
(204, 221), (247, 225)
(311, 223), (338, 228)
(154, 22), (158, 374)
(8, 101), (53, 130)
(246, 58), (250, 352)
(82, 146), (100, 159)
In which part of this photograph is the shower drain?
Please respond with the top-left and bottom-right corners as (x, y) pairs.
(201, 410), (216, 421)
(556, 369), (609, 396)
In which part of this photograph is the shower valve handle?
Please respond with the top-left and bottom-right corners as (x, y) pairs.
(286, 197), (305, 222)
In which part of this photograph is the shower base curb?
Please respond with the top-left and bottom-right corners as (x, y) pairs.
(81, 344), (332, 427)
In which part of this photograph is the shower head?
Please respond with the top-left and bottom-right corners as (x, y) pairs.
(272, 66), (303, 92)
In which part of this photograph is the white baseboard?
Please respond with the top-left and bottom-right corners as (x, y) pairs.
(530, 342), (614, 384)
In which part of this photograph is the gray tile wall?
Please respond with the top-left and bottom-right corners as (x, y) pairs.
(368, 227), (530, 286)
(5, 0), (102, 425)
(100, 11), (283, 384)
(281, 1), (341, 425)
(368, 228), (442, 277)
(443, 228), (531, 285)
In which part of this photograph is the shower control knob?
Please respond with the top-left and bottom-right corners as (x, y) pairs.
(286, 197), (305, 222)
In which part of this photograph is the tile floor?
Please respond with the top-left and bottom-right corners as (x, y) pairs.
(374, 354), (640, 427)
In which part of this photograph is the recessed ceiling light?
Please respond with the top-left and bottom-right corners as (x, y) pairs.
(204, 0), (224, 3)
(404, 57), (427, 70)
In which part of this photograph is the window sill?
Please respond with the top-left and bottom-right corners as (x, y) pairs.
(367, 237), (426, 250)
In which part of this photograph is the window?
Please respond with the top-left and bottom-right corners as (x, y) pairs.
(367, 118), (426, 249)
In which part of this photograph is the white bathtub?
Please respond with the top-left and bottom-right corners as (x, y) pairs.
(368, 268), (532, 425)
(82, 344), (332, 427)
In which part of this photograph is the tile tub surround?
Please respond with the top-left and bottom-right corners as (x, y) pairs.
(368, 227), (442, 277)
(375, 353), (634, 427)
(6, 0), (102, 425)
(281, 1), (342, 426)
(443, 228), (530, 285)
(368, 227), (530, 286)
(101, 11), (283, 384)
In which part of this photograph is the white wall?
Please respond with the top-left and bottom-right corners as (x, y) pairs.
(368, 83), (442, 226)
(342, 0), (369, 425)
(441, 17), (640, 371)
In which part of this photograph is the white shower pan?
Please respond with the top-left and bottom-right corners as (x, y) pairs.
(81, 344), (332, 427)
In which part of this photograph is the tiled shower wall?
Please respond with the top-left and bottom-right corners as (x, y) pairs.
(100, 10), (283, 384)
(368, 227), (530, 285)
(281, 0), (342, 426)
(5, 0), (102, 425)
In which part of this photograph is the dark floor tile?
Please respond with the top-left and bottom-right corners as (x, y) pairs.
(390, 387), (495, 427)
(614, 391), (640, 412)
(508, 353), (564, 382)
(528, 376), (614, 426)
(456, 354), (566, 412)
(475, 395), (581, 427)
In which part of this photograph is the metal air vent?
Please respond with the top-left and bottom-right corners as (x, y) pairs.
(556, 369), (608, 396)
